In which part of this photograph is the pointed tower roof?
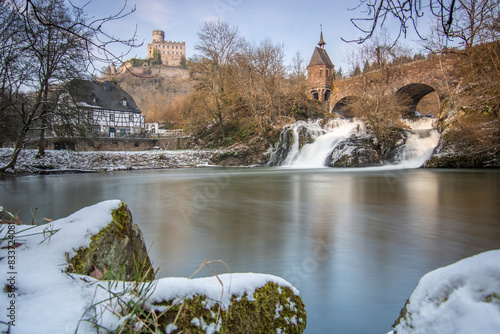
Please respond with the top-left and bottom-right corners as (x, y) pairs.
(318, 26), (326, 48)
(307, 25), (333, 68)
(307, 47), (334, 68)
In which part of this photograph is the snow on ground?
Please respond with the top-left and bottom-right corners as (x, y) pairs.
(0, 200), (299, 334)
(391, 250), (500, 334)
(0, 148), (226, 174)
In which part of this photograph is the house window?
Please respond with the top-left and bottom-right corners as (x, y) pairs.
(122, 99), (127, 106)
(129, 115), (134, 122)
(109, 113), (115, 122)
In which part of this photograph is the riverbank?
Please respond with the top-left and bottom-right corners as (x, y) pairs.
(0, 148), (225, 175)
(0, 142), (270, 176)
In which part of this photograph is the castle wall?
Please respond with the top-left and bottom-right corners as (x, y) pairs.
(147, 40), (186, 66)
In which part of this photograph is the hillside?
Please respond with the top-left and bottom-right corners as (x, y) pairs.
(106, 65), (193, 127)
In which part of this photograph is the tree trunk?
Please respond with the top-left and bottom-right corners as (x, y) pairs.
(0, 125), (30, 173)
(37, 127), (46, 157)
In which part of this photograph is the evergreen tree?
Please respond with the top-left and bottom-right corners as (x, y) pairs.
(180, 55), (187, 69)
(152, 48), (162, 65)
(335, 67), (343, 79)
(353, 64), (361, 76)
(363, 60), (371, 73)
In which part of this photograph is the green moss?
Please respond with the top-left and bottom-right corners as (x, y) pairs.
(67, 202), (154, 281)
(109, 202), (132, 237)
(144, 282), (307, 334)
(226, 283), (307, 334)
(392, 299), (412, 330)
(484, 293), (500, 305)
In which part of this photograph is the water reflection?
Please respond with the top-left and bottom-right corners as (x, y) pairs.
(1, 168), (499, 334)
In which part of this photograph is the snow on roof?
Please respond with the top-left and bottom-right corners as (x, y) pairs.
(68, 79), (141, 113)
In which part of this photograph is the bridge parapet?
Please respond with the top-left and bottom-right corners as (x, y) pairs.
(330, 53), (461, 115)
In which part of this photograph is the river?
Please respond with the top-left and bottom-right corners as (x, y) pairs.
(1, 167), (499, 333)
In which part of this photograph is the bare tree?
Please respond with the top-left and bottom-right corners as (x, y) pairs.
(0, 0), (139, 173)
(447, 0), (500, 48)
(350, 81), (410, 152)
(192, 20), (243, 140)
(195, 19), (243, 66)
(236, 38), (288, 138)
(290, 51), (306, 80)
(344, 0), (459, 44)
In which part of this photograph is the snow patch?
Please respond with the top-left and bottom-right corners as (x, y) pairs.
(393, 250), (500, 334)
(0, 148), (225, 174)
(0, 200), (300, 334)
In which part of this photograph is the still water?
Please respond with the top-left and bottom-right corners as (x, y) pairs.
(1, 167), (500, 333)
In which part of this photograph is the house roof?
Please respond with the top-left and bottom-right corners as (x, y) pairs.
(307, 47), (334, 68)
(68, 79), (141, 113)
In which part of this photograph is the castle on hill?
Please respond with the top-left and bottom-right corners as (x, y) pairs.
(147, 30), (186, 67)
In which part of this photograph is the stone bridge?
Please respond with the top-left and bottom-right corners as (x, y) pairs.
(330, 53), (461, 116)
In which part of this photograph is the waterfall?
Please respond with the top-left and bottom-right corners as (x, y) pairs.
(393, 118), (441, 168)
(267, 118), (440, 168)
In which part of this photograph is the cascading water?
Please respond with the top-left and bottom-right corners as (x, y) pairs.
(392, 118), (441, 168)
(267, 117), (440, 168)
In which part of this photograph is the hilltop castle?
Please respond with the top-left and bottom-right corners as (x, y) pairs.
(147, 30), (186, 67)
(307, 29), (334, 109)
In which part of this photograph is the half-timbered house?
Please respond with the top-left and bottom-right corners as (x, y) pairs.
(65, 79), (145, 137)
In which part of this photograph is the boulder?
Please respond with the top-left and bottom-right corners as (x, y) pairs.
(68, 202), (155, 281)
(326, 137), (383, 167)
(143, 278), (307, 334)
(391, 250), (500, 334)
(0, 201), (307, 333)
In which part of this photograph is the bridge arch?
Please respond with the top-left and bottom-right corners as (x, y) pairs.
(394, 83), (438, 116)
(331, 95), (361, 117)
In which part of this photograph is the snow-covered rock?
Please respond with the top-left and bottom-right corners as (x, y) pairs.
(0, 200), (306, 333)
(326, 136), (383, 167)
(391, 250), (500, 334)
(67, 202), (154, 281)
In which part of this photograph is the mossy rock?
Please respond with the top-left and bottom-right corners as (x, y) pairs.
(68, 202), (155, 281)
(145, 282), (307, 333)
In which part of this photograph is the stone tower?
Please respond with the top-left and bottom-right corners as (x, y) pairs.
(307, 28), (334, 108)
(152, 30), (165, 43)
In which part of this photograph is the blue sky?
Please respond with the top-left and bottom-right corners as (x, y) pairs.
(77, 0), (433, 73)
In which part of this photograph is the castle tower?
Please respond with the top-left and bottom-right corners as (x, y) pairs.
(152, 30), (165, 43)
(307, 27), (334, 108)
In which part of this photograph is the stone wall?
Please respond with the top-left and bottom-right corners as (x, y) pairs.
(308, 65), (334, 90)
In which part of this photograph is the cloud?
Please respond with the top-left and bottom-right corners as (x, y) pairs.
(135, 0), (175, 29)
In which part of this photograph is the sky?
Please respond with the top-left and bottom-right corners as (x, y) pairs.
(75, 0), (434, 74)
